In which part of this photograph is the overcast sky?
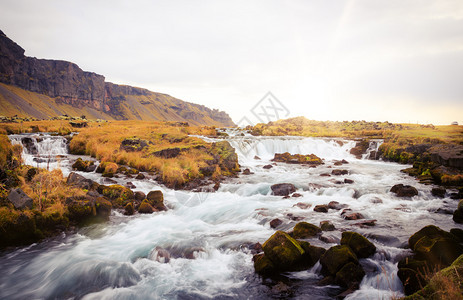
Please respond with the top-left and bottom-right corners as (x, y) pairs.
(1, 0), (462, 125)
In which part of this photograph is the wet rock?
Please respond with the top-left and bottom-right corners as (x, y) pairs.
(124, 202), (135, 215)
(292, 222), (322, 239)
(254, 155), (261, 160)
(209, 141), (240, 173)
(95, 197), (112, 220)
(343, 213), (364, 220)
(135, 173), (145, 180)
(138, 200), (154, 214)
(271, 282), (290, 294)
(269, 218), (283, 228)
(292, 193), (302, 198)
(314, 204), (329, 213)
(263, 164), (273, 169)
(331, 169), (348, 176)
(390, 184), (418, 197)
(450, 228), (463, 243)
(25, 167), (38, 181)
(353, 220), (377, 227)
(146, 190), (167, 211)
(328, 201), (348, 210)
(369, 197), (383, 204)
(66, 172), (96, 190)
(65, 196), (97, 224)
(341, 232), (376, 258)
(253, 253), (275, 276)
(125, 182), (136, 189)
(7, 188), (33, 210)
(319, 235), (338, 244)
(297, 240), (326, 268)
(409, 225), (463, 268)
(344, 178), (354, 184)
(272, 152), (324, 166)
(320, 220), (335, 231)
(150, 246), (171, 263)
(259, 231), (305, 273)
(134, 191), (146, 202)
(242, 168), (253, 175)
(294, 202), (311, 209)
(397, 259), (428, 295)
(349, 140), (370, 159)
(335, 262), (365, 289)
(97, 184), (134, 207)
(320, 245), (359, 276)
(249, 242), (263, 254)
(72, 158), (94, 172)
(286, 213), (304, 221)
(320, 173), (331, 177)
(271, 183), (296, 196)
(120, 138), (148, 152)
(453, 200), (463, 223)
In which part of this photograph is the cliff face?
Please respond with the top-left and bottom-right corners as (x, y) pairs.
(0, 30), (235, 126)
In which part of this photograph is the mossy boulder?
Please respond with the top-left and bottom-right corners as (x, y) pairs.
(0, 208), (42, 248)
(67, 172), (97, 190)
(413, 234), (463, 267)
(335, 262), (365, 289)
(102, 162), (119, 178)
(390, 184), (418, 197)
(272, 152), (324, 165)
(320, 245), (358, 276)
(292, 222), (322, 239)
(209, 141), (240, 174)
(253, 253), (276, 276)
(146, 190), (167, 211)
(72, 158), (94, 172)
(320, 220), (335, 231)
(124, 202), (135, 215)
(262, 231), (305, 271)
(95, 197), (112, 220)
(270, 183), (296, 196)
(340, 231), (376, 258)
(138, 200), (154, 214)
(120, 138), (148, 152)
(134, 191), (146, 202)
(313, 204), (329, 213)
(97, 184), (134, 207)
(403, 254), (463, 299)
(397, 258), (429, 295)
(65, 196), (96, 225)
(298, 240), (326, 268)
(453, 200), (463, 223)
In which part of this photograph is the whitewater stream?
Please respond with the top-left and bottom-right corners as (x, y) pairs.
(2, 132), (461, 299)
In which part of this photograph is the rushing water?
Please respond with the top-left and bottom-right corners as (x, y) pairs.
(2, 133), (461, 299)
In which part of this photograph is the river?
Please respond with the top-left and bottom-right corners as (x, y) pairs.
(1, 132), (460, 299)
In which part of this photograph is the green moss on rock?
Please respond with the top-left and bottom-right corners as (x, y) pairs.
(340, 231), (376, 258)
(292, 222), (322, 239)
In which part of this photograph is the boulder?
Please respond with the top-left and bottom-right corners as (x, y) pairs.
(340, 232), (376, 258)
(331, 169), (348, 176)
(272, 152), (324, 165)
(343, 212), (364, 220)
(320, 221), (335, 231)
(349, 140), (370, 159)
(153, 147), (182, 158)
(65, 196), (96, 224)
(124, 202), (135, 215)
(431, 187), (446, 198)
(320, 245), (359, 276)
(135, 173), (145, 180)
(7, 188), (33, 210)
(253, 253), (275, 276)
(66, 172), (96, 190)
(242, 168), (252, 175)
(262, 231), (305, 271)
(271, 183), (296, 196)
(25, 167), (38, 181)
(97, 184), (134, 207)
(344, 178), (354, 184)
(294, 202), (311, 209)
(146, 190), (167, 211)
(453, 200), (463, 223)
(95, 197), (112, 220)
(335, 262), (365, 289)
(298, 240), (326, 267)
(138, 200), (154, 214)
(313, 204), (329, 213)
(120, 138), (148, 152)
(269, 218), (283, 228)
(263, 164), (273, 169)
(72, 158), (94, 172)
(390, 184), (418, 197)
(292, 222), (322, 239)
(397, 258), (429, 295)
(328, 201), (347, 210)
(134, 191), (146, 202)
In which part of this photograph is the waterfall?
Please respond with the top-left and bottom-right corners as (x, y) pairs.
(9, 134), (69, 170)
(363, 140), (383, 160)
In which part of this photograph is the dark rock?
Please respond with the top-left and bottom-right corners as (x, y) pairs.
(269, 218), (283, 228)
(335, 262), (365, 289)
(95, 197), (112, 220)
(253, 253), (275, 276)
(25, 167), (38, 181)
(135, 173), (145, 180)
(271, 183), (296, 196)
(328, 201), (348, 210)
(341, 232), (376, 258)
(390, 184), (418, 197)
(134, 191), (146, 202)
(319, 235), (338, 244)
(343, 213), (364, 220)
(331, 169), (348, 176)
(261, 231), (305, 272)
(298, 240), (326, 268)
(146, 190), (167, 211)
(314, 204), (329, 213)
(120, 138), (148, 152)
(7, 188), (33, 209)
(292, 193), (302, 198)
(125, 182), (136, 189)
(138, 200), (154, 214)
(72, 158), (94, 172)
(353, 220), (377, 227)
(294, 202), (311, 209)
(86, 164), (97, 172)
(242, 168), (253, 175)
(453, 200), (463, 223)
(431, 187), (446, 198)
(263, 164), (273, 169)
(124, 202), (135, 215)
(344, 178), (354, 184)
(349, 140), (370, 159)
(249, 242), (263, 254)
(66, 172), (96, 190)
(292, 222), (322, 239)
(429, 144), (463, 170)
(320, 173), (331, 177)
(320, 245), (359, 276)
(153, 147), (182, 158)
(97, 184), (134, 207)
(209, 141), (240, 173)
(320, 220), (335, 231)
(272, 152), (324, 166)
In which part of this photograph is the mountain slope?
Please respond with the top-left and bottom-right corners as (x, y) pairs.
(0, 30), (234, 126)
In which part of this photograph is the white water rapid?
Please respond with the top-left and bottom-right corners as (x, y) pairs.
(1, 133), (461, 299)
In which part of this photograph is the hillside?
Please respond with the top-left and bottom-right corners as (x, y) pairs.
(0, 30), (234, 126)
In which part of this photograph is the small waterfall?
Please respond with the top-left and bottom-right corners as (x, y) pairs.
(9, 134), (69, 170)
(363, 140), (383, 160)
(226, 136), (356, 163)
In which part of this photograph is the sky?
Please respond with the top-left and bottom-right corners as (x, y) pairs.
(1, 0), (462, 125)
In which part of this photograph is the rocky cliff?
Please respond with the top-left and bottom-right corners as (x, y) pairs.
(0, 30), (234, 126)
